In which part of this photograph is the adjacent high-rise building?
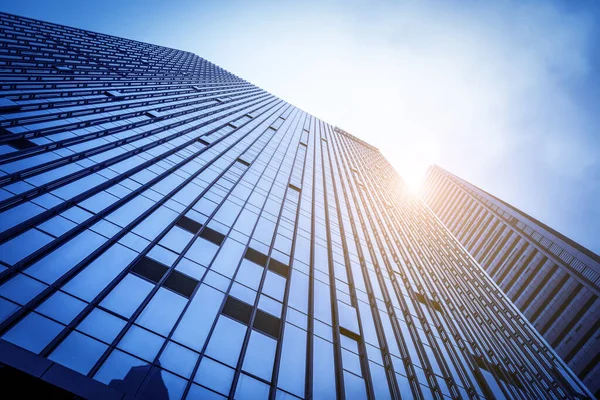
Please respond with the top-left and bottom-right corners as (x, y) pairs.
(0, 13), (594, 399)
(421, 165), (599, 397)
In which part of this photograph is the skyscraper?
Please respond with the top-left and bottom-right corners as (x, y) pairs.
(0, 12), (593, 400)
(421, 165), (599, 397)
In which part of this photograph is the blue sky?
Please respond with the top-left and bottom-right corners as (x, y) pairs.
(2, 0), (599, 254)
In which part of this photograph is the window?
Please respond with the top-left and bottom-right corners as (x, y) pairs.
(131, 256), (169, 283)
(7, 138), (37, 150)
(253, 309), (281, 339)
(221, 296), (252, 325)
(176, 215), (203, 234)
(244, 247), (268, 267)
(267, 258), (289, 278)
(163, 270), (199, 298)
(200, 227), (226, 246)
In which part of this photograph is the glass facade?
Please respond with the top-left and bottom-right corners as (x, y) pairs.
(0, 12), (593, 400)
(421, 166), (600, 397)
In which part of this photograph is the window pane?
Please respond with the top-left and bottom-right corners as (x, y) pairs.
(277, 324), (306, 397)
(193, 357), (235, 395)
(2, 312), (63, 353)
(343, 371), (367, 400)
(63, 243), (138, 302)
(312, 336), (336, 400)
(77, 308), (127, 344)
(172, 284), (224, 351)
(235, 373), (270, 400)
(234, 259), (263, 290)
(186, 384), (227, 399)
(159, 341), (199, 378)
(101, 274), (153, 318)
(0, 273), (47, 305)
(49, 331), (107, 374)
(242, 330), (276, 381)
(205, 315), (247, 367)
(117, 325), (164, 362)
(262, 271), (285, 301)
(136, 288), (187, 336)
(0, 297), (19, 323)
(36, 291), (86, 324)
(94, 349), (148, 394)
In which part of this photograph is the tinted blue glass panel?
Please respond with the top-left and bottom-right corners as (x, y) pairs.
(369, 361), (392, 400)
(0, 228), (53, 266)
(36, 291), (86, 324)
(184, 237), (218, 266)
(49, 331), (107, 374)
(172, 284), (224, 351)
(63, 243), (138, 301)
(262, 271), (285, 301)
(193, 357), (235, 395)
(0, 297), (19, 323)
(77, 308), (127, 344)
(277, 322), (307, 397)
(338, 301), (360, 336)
(235, 373), (270, 400)
(136, 288), (187, 336)
(160, 226), (194, 254)
(159, 341), (199, 378)
(342, 348), (362, 376)
(312, 336), (336, 400)
(344, 371), (368, 400)
(480, 368), (508, 400)
(26, 229), (107, 284)
(174, 258), (207, 280)
(2, 312), (63, 353)
(395, 373), (413, 400)
(0, 273), (47, 305)
(38, 215), (76, 237)
(159, 369), (187, 400)
(210, 238), (245, 278)
(94, 349), (147, 390)
(205, 315), (247, 367)
(242, 330), (276, 381)
(118, 325), (165, 362)
(234, 259), (263, 290)
(230, 283), (257, 305)
(186, 384), (227, 399)
(101, 274), (154, 318)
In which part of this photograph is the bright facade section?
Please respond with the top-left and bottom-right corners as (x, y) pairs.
(0, 12), (593, 400)
(421, 165), (599, 398)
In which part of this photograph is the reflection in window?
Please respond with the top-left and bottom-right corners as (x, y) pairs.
(0, 273), (47, 305)
(193, 356), (235, 396)
(172, 284), (224, 351)
(63, 243), (138, 302)
(137, 288), (187, 336)
(36, 290), (86, 325)
(117, 325), (164, 362)
(205, 315), (247, 367)
(242, 330), (276, 381)
(77, 308), (127, 344)
(343, 370), (367, 400)
(312, 336), (336, 399)
(235, 373), (270, 400)
(101, 274), (154, 318)
(49, 331), (107, 374)
(94, 349), (147, 394)
(2, 312), (63, 354)
(159, 341), (199, 378)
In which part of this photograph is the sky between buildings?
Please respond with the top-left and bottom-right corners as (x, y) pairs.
(2, 0), (599, 254)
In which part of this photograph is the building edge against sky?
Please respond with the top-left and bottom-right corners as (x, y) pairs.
(420, 165), (600, 397)
(0, 12), (594, 399)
